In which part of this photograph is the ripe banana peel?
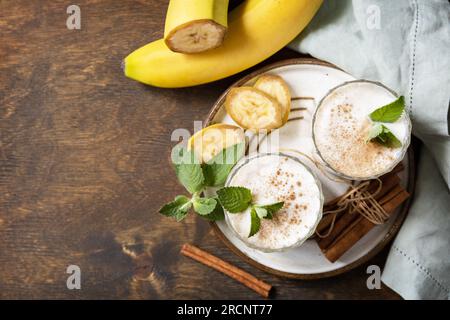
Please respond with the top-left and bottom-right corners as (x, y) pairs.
(164, 0), (229, 53)
(124, 0), (323, 88)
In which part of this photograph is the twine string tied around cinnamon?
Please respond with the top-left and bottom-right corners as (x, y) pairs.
(316, 179), (390, 238)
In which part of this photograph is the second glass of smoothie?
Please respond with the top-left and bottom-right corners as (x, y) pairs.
(312, 80), (411, 181)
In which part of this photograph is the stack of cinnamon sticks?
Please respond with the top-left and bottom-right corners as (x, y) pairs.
(316, 164), (410, 263)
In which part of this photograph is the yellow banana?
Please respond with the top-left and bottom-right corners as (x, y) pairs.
(164, 0), (229, 53)
(124, 0), (323, 88)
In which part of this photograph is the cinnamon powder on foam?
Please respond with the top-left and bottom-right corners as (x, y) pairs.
(314, 84), (407, 179)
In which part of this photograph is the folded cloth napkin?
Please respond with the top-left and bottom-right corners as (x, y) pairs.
(290, 0), (450, 299)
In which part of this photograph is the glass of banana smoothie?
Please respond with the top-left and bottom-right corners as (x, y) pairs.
(312, 80), (411, 180)
(224, 153), (323, 252)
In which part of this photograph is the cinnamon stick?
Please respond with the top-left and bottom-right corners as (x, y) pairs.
(379, 184), (405, 205)
(382, 190), (410, 213)
(318, 211), (360, 250)
(180, 244), (272, 298)
(323, 216), (369, 262)
(323, 188), (410, 262)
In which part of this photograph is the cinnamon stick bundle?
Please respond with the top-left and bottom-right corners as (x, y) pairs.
(318, 172), (401, 250)
(316, 164), (409, 263)
(323, 188), (409, 262)
(180, 244), (272, 298)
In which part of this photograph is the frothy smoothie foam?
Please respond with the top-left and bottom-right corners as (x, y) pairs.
(225, 153), (323, 252)
(313, 81), (411, 180)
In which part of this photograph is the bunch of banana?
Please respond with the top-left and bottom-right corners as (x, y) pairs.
(124, 0), (323, 88)
(226, 75), (291, 130)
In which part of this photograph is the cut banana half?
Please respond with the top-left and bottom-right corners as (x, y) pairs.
(225, 87), (283, 130)
(188, 124), (245, 163)
(254, 74), (291, 124)
(164, 0), (229, 54)
(165, 20), (227, 54)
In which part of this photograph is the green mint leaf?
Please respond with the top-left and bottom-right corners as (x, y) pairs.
(175, 209), (190, 221)
(369, 124), (402, 148)
(256, 201), (284, 219)
(159, 195), (192, 221)
(192, 197), (217, 216)
(203, 143), (245, 187)
(249, 207), (261, 237)
(171, 145), (204, 194)
(254, 206), (268, 219)
(380, 126), (402, 148)
(201, 200), (225, 221)
(217, 186), (252, 213)
(369, 96), (405, 123)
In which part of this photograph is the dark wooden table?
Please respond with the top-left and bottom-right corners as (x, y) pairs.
(0, 0), (400, 299)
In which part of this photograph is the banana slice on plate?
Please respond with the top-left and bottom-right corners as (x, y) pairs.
(225, 87), (283, 130)
(188, 124), (245, 163)
(254, 74), (291, 124)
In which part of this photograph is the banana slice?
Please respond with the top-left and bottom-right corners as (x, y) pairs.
(188, 124), (245, 163)
(225, 87), (283, 130)
(254, 74), (291, 124)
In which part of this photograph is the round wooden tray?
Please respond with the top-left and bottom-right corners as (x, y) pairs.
(205, 58), (416, 279)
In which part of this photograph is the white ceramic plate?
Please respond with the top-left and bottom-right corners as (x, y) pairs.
(205, 59), (413, 278)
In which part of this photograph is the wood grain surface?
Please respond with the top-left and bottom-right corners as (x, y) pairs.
(0, 0), (401, 299)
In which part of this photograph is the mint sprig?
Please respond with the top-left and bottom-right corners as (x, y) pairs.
(159, 143), (244, 222)
(367, 96), (404, 148)
(217, 186), (284, 237)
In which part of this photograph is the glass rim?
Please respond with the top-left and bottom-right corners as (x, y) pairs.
(224, 152), (324, 253)
(312, 79), (412, 181)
